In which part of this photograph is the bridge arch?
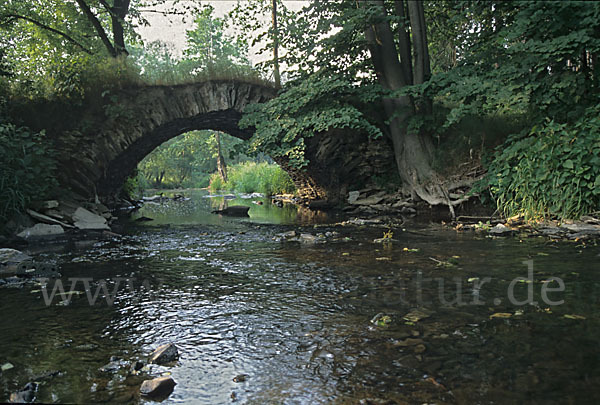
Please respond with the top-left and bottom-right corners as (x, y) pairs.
(55, 80), (277, 199)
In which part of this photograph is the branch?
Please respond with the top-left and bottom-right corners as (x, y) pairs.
(74, 0), (117, 57)
(138, 9), (187, 16)
(1, 13), (93, 54)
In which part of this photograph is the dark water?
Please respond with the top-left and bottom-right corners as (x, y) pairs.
(1, 190), (599, 404)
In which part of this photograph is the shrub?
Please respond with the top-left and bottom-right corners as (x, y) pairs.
(209, 162), (295, 195)
(0, 123), (57, 223)
(483, 105), (600, 220)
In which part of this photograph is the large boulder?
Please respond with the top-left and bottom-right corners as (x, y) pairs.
(72, 207), (110, 230)
(17, 223), (64, 239)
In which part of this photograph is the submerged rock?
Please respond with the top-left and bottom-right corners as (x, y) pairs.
(140, 376), (176, 399)
(149, 343), (179, 364)
(0, 249), (33, 276)
(211, 206), (250, 217)
(9, 382), (37, 403)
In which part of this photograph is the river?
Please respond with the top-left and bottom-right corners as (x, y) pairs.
(1, 189), (599, 404)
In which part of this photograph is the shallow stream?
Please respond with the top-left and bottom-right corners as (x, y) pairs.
(1, 190), (599, 404)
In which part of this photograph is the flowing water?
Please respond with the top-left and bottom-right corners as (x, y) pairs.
(1, 190), (599, 404)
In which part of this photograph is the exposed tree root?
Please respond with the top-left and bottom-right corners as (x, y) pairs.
(408, 171), (485, 219)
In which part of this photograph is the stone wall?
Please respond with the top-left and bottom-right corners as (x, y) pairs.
(277, 129), (397, 204)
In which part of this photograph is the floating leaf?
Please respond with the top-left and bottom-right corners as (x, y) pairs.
(403, 309), (432, 323)
(489, 312), (513, 319)
(1, 363), (14, 371)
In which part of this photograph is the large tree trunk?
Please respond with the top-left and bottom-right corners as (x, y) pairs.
(407, 0), (432, 113)
(394, 0), (413, 85)
(361, 0), (457, 213)
(215, 132), (228, 182)
(75, 0), (129, 57)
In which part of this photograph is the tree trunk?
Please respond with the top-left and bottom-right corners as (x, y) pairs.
(407, 0), (432, 113)
(111, 0), (130, 56)
(272, 0), (281, 87)
(393, 0), (413, 85)
(362, 0), (451, 211)
(75, 0), (117, 57)
(215, 132), (228, 182)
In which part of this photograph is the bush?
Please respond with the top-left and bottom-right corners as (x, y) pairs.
(483, 105), (600, 220)
(0, 123), (57, 223)
(209, 162), (295, 195)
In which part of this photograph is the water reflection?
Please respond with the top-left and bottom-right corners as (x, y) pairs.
(129, 189), (331, 226)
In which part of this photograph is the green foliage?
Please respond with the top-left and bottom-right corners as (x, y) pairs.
(484, 104), (600, 220)
(427, 1), (600, 127)
(240, 74), (382, 168)
(209, 162), (295, 196)
(185, 5), (250, 71)
(0, 123), (57, 223)
(138, 131), (257, 189)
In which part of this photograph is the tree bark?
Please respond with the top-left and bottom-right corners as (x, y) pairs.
(361, 0), (448, 210)
(407, 0), (432, 113)
(110, 0), (130, 56)
(393, 0), (413, 85)
(272, 0), (281, 87)
(215, 132), (228, 182)
(75, 0), (117, 57)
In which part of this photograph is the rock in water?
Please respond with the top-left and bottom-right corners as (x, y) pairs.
(489, 223), (514, 235)
(149, 343), (179, 364)
(211, 206), (250, 217)
(17, 223), (64, 239)
(140, 376), (176, 399)
(9, 382), (37, 403)
(0, 249), (33, 276)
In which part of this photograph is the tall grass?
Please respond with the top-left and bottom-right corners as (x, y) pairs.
(209, 162), (295, 196)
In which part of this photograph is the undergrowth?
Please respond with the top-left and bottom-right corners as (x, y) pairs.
(209, 162), (295, 196)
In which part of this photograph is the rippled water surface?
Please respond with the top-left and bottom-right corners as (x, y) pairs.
(1, 190), (599, 404)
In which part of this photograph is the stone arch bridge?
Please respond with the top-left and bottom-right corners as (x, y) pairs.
(52, 79), (394, 204)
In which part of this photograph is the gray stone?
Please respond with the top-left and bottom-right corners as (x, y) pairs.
(149, 343), (179, 364)
(17, 223), (64, 239)
(560, 223), (600, 235)
(279, 230), (298, 238)
(298, 233), (318, 243)
(31, 200), (59, 210)
(489, 223), (513, 235)
(72, 207), (110, 230)
(581, 216), (600, 225)
(140, 376), (176, 398)
(348, 191), (360, 204)
(352, 195), (384, 206)
(26, 209), (74, 228)
(0, 249), (33, 276)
